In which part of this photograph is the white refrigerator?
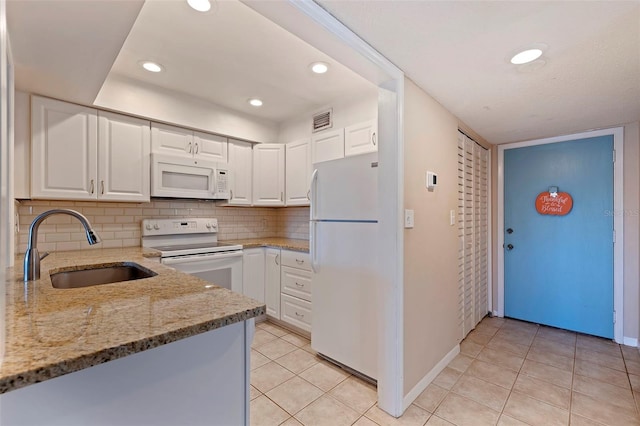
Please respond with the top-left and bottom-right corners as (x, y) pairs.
(310, 152), (379, 380)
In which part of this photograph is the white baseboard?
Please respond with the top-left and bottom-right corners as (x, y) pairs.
(402, 344), (460, 411)
(623, 336), (638, 347)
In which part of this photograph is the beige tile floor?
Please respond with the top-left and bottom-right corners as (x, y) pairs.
(250, 317), (640, 426)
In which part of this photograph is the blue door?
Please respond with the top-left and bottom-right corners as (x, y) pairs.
(504, 136), (614, 338)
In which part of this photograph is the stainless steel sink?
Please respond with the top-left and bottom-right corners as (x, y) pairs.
(50, 262), (157, 289)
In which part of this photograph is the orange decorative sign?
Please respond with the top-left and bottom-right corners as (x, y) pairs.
(536, 191), (573, 216)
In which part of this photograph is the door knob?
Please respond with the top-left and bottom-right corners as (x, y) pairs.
(506, 228), (514, 234)
(506, 244), (514, 251)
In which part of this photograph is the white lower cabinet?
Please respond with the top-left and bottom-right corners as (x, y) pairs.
(250, 247), (312, 332)
(265, 248), (281, 318)
(280, 294), (312, 332)
(242, 248), (265, 302)
(280, 250), (312, 332)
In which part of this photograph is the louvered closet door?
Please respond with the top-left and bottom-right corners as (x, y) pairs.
(458, 131), (490, 339)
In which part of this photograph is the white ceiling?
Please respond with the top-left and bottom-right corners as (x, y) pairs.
(317, 0), (640, 144)
(7, 0), (375, 125)
(7, 0), (145, 105)
(8, 1), (640, 143)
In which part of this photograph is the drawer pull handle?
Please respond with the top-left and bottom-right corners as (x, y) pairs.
(295, 312), (304, 318)
(295, 282), (304, 287)
(295, 259), (304, 264)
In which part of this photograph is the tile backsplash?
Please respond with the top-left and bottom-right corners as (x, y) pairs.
(16, 199), (310, 254)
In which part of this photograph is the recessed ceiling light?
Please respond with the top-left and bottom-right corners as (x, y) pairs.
(248, 98), (263, 107)
(310, 62), (329, 74)
(187, 0), (211, 12)
(510, 49), (543, 65)
(140, 61), (163, 73)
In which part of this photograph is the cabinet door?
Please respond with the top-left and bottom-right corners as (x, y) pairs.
(194, 131), (228, 163)
(151, 123), (193, 157)
(31, 96), (98, 200)
(227, 139), (253, 206)
(285, 139), (311, 206)
(252, 144), (285, 206)
(242, 248), (265, 302)
(98, 111), (151, 202)
(265, 248), (281, 318)
(311, 128), (344, 164)
(345, 120), (377, 157)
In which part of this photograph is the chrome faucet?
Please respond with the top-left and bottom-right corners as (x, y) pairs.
(23, 209), (102, 281)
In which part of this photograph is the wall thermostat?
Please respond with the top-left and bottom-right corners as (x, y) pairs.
(426, 171), (438, 189)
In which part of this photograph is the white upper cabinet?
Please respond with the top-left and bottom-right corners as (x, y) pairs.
(98, 111), (151, 202)
(344, 120), (377, 157)
(193, 131), (228, 163)
(31, 97), (151, 202)
(31, 96), (98, 200)
(227, 139), (253, 206)
(151, 123), (228, 162)
(253, 143), (285, 206)
(285, 139), (311, 206)
(311, 128), (344, 165)
(150, 123), (192, 157)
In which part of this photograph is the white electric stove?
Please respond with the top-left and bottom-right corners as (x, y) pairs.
(141, 218), (243, 293)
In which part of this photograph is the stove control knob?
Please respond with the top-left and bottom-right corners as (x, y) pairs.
(145, 224), (152, 231)
(206, 223), (212, 229)
(153, 224), (160, 230)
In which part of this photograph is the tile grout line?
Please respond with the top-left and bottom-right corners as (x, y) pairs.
(500, 320), (538, 426)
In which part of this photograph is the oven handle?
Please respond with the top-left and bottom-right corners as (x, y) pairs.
(162, 251), (243, 265)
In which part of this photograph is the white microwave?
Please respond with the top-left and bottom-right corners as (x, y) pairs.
(151, 154), (230, 200)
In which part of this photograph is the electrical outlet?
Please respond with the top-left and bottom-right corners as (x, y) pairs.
(404, 209), (414, 228)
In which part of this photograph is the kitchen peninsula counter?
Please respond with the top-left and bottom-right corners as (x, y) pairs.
(224, 237), (309, 252)
(0, 246), (265, 396)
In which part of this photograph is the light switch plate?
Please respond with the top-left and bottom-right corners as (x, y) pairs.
(404, 209), (414, 228)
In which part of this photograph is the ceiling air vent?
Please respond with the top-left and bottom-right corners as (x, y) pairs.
(312, 108), (333, 133)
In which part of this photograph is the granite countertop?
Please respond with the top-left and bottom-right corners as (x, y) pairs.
(224, 238), (309, 253)
(0, 247), (265, 395)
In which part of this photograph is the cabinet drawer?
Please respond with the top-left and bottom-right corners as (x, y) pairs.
(280, 294), (311, 332)
(281, 266), (312, 302)
(281, 250), (311, 271)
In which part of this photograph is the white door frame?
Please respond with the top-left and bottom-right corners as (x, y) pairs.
(497, 127), (624, 343)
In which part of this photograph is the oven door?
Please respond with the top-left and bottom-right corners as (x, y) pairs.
(162, 251), (243, 294)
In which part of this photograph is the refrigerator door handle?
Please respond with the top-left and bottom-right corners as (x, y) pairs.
(310, 220), (318, 273)
(310, 168), (319, 221)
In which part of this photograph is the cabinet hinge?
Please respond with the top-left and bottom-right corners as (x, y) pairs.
(613, 150), (616, 163)
(613, 230), (616, 243)
(613, 310), (617, 324)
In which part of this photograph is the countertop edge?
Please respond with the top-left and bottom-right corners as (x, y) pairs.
(222, 238), (309, 253)
(0, 306), (265, 395)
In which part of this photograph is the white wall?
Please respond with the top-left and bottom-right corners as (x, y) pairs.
(0, 0), (15, 267)
(94, 74), (279, 143)
(402, 78), (460, 396)
(277, 90), (378, 143)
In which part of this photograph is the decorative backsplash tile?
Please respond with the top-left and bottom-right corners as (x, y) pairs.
(16, 199), (310, 254)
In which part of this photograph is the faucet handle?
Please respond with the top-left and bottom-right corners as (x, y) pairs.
(40, 252), (50, 261)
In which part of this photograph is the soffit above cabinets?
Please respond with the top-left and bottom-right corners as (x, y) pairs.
(7, 0), (376, 125)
